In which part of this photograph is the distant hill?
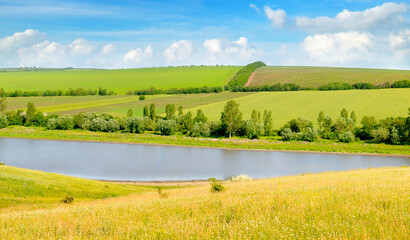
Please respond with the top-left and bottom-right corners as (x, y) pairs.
(246, 66), (410, 88)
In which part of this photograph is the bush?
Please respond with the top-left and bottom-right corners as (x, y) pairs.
(0, 114), (8, 129)
(157, 119), (177, 135)
(106, 119), (120, 132)
(62, 195), (74, 204)
(209, 178), (225, 193)
(190, 122), (210, 137)
(139, 95), (146, 100)
(281, 128), (294, 141)
(371, 127), (390, 143)
(91, 117), (108, 132)
(338, 131), (355, 143)
(47, 115), (74, 130)
(244, 120), (264, 139)
(300, 127), (318, 142)
(317, 82), (352, 91)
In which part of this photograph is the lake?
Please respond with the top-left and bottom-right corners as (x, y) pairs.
(0, 138), (409, 181)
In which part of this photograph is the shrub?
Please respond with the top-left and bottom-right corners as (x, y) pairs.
(338, 131), (355, 143)
(62, 195), (74, 204)
(244, 120), (264, 139)
(139, 95), (146, 100)
(46, 118), (58, 130)
(281, 128), (294, 141)
(301, 127), (318, 142)
(190, 122), (210, 137)
(46, 115), (74, 130)
(157, 119), (177, 135)
(0, 114), (8, 129)
(106, 119), (120, 132)
(371, 127), (390, 143)
(209, 178), (225, 193)
(157, 187), (169, 199)
(228, 175), (252, 182)
(0, 162), (5, 165)
(91, 117), (108, 132)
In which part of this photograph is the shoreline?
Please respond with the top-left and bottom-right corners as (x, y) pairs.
(1, 134), (409, 158)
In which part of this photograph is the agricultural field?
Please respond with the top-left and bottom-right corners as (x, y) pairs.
(247, 66), (410, 88)
(0, 66), (241, 94)
(0, 167), (408, 239)
(186, 89), (410, 127)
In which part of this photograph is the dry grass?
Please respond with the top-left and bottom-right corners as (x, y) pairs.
(1, 167), (409, 239)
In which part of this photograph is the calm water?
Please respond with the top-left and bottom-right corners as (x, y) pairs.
(0, 138), (409, 181)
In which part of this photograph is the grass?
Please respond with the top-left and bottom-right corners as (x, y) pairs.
(249, 66), (410, 88)
(1, 126), (409, 155)
(0, 66), (241, 94)
(0, 165), (155, 209)
(186, 89), (410, 127)
(5, 92), (254, 116)
(0, 167), (408, 239)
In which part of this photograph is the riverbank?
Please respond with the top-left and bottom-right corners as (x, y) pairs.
(1, 126), (409, 156)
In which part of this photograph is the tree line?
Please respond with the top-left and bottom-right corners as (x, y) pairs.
(0, 98), (408, 145)
(2, 87), (115, 97)
(126, 86), (223, 95)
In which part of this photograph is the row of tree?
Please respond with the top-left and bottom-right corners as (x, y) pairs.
(0, 99), (409, 145)
(126, 86), (223, 95)
(2, 87), (115, 97)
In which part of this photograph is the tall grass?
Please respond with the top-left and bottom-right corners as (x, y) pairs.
(0, 167), (408, 239)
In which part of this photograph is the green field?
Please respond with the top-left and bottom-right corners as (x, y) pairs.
(248, 66), (410, 88)
(0, 165), (154, 209)
(186, 89), (410, 127)
(1, 167), (408, 239)
(0, 66), (241, 94)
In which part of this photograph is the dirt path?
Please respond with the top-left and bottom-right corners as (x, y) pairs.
(244, 72), (256, 87)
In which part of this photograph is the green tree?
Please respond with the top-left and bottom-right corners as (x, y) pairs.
(251, 110), (261, 124)
(127, 109), (133, 117)
(221, 100), (242, 138)
(26, 102), (37, 124)
(182, 111), (194, 132)
(178, 106), (183, 116)
(263, 110), (273, 135)
(194, 109), (208, 123)
(350, 111), (357, 124)
(143, 105), (149, 117)
(165, 104), (176, 120)
(149, 103), (156, 120)
(0, 88), (7, 112)
(341, 108), (348, 119)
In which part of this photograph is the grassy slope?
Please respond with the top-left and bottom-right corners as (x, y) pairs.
(186, 89), (410, 128)
(249, 66), (410, 88)
(0, 66), (241, 94)
(0, 165), (154, 209)
(0, 167), (409, 239)
(1, 126), (409, 155)
(5, 92), (254, 116)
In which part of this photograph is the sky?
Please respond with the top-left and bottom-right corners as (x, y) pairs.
(0, 0), (409, 69)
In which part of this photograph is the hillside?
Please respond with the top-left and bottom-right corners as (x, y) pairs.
(0, 66), (241, 94)
(0, 167), (408, 238)
(0, 165), (154, 208)
(247, 66), (410, 88)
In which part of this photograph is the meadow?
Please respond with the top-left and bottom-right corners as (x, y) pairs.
(0, 66), (241, 94)
(0, 166), (408, 239)
(248, 66), (410, 88)
(6, 89), (410, 128)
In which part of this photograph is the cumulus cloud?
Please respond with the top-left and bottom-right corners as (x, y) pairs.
(264, 6), (287, 28)
(301, 31), (374, 65)
(203, 37), (263, 65)
(295, 2), (408, 33)
(17, 41), (66, 67)
(123, 45), (153, 65)
(163, 40), (194, 65)
(389, 29), (410, 48)
(101, 43), (116, 54)
(69, 39), (97, 55)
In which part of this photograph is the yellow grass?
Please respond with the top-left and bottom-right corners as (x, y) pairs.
(1, 167), (409, 239)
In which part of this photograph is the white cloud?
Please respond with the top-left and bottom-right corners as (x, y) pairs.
(69, 39), (97, 55)
(389, 29), (410, 48)
(17, 41), (66, 67)
(264, 6), (287, 28)
(0, 29), (45, 54)
(101, 43), (116, 54)
(203, 37), (263, 65)
(296, 2), (408, 33)
(249, 4), (259, 13)
(163, 40), (194, 64)
(123, 45), (153, 65)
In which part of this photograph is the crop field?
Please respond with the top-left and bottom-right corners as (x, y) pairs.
(186, 89), (410, 127)
(0, 167), (408, 239)
(5, 92), (254, 116)
(0, 66), (241, 94)
(248, 66), (410, 88)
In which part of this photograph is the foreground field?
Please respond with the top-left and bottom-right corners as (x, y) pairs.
(248, 66), (410, 88)
(186, 89), (410, 127)
(1, 126), (409, 155)
(0, 167), (408, 239)
(0, 165), (154, 209)
(0, 66), (241, 94)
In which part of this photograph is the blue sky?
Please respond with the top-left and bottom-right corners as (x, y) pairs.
(0, 0), (409, 68)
